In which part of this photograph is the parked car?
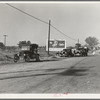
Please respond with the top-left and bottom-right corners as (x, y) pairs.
(14, 44), (40, 62)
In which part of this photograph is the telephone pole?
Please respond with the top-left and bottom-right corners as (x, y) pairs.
(3, 35), (7, 46)
(78, 38), (79, 44)
(48, 20), (51, 56)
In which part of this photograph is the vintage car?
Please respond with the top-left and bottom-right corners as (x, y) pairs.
(56, 47), (89, 57)
(14, 44), (40, 62)
(56, 48), (74, 57)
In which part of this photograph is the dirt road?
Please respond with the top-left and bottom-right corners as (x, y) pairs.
(0, 54), (100, 93)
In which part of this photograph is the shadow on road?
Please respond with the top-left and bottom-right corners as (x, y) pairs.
(0, 68), (67, 74)
(0, 65), (95, 80)
(59, 67), (89, 76)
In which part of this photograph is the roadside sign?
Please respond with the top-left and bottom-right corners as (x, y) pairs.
(46, 39), (66, 51)
(21, 46), (30, 50)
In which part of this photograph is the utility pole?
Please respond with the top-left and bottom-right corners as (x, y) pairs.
(48, 20), (51, 56)
(78, 38), (79, 44)
(3, 35), (7, 46)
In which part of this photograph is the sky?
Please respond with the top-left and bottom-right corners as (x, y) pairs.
(0, 2), (100, 46)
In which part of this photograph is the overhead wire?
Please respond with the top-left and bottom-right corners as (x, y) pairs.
(6, 3), (79, 43)
(6, 3), (49, 25)
(51, 24), (77, 41)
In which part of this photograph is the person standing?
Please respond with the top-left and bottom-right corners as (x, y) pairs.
(92, 47), (96, 55)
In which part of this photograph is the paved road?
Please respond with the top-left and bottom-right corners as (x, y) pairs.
(0, 54), (100, 93)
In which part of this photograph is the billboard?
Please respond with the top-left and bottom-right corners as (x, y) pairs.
(21, 46), (30, 50)
(46, 39), (66, 51)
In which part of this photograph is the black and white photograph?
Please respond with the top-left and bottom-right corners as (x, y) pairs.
(0, 1), (100, 98)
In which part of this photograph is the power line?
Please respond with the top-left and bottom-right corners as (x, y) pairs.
(6, 3), (49, 25)
(51, 24), (77, 41)
(5, 3), (78, 42)
(51, 25), (85, 44)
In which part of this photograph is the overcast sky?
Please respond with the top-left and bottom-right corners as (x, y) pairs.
(0, 2), (100, 46)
